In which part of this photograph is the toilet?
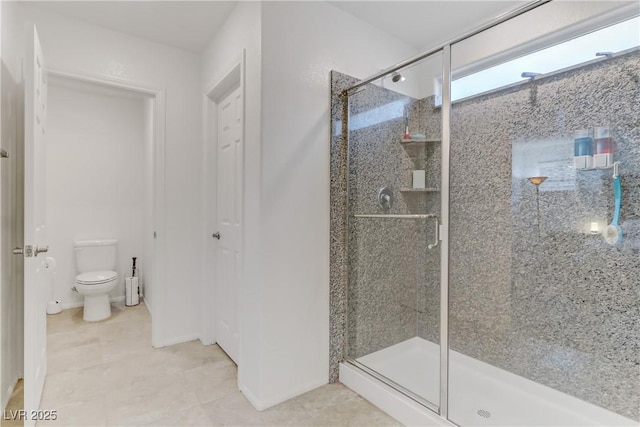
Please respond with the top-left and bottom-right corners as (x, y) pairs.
(73, 239), (119, 321)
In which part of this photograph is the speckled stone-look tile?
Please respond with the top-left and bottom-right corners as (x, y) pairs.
(331, 50), (639, 421)
(448, 50), (640, 419)
(329, 71), (359, 382)
(330, 71), (441, 374)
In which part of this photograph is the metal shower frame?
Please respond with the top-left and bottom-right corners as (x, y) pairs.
(341, 0), (551, 421)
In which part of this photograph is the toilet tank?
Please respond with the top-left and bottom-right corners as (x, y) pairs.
(74, 239), (118, 273)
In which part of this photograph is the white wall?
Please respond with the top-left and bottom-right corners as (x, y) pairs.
(250, 1), (419, 409)
(13, 3), (203, 345)
(254, 0), (640, 411)
(1, 0), (24, 409)
(45, 77), (149, 309)
(199, 0), (263, 403)
(255, 2), (640, 411)
(202, 0), (418, 411)
(142, 98), (154, 310)
(200, 1), (418, 410)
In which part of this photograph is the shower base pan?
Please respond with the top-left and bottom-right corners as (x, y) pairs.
(341, 337), (637, 426)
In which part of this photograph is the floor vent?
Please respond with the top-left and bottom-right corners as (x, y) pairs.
(477, 409), (491, 418)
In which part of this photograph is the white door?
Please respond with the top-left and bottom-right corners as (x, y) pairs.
(215, 86), (242, 363)
(21, 25), (49, 426)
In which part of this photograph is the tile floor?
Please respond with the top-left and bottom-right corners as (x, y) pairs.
(4, 379), (24, 427)
(11, 302), (401, 426)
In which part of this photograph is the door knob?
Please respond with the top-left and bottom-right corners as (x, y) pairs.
(13, 245), (48, 257)
(212, 232), (221, 240)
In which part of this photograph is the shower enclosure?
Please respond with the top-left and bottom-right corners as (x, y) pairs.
(330, 1), (640, 425)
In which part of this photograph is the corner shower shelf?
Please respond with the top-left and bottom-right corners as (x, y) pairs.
(400, 188), (440, 193)
(400, 138), (441, 148)
(400, 138), (441, 161)
(575, 165), (615, 171)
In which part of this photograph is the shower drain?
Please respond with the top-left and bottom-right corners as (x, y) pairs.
(477, 409), (491, 418)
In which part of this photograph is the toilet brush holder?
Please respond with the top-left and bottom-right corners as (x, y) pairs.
(125, 277), (140, 306)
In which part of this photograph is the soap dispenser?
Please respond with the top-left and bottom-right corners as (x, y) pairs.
(573, 129), (593, 170)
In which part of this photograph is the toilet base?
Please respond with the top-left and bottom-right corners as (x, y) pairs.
(83, 294), (111, 321)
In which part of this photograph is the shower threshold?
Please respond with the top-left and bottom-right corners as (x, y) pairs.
(342, 337), (637, 426)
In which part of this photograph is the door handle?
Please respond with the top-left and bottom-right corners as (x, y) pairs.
(13, 245), (48, 257)
(35, 245), (49, 255)
(212, 232), (221, 240)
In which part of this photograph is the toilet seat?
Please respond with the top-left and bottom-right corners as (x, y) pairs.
(75, 270), (117, 285)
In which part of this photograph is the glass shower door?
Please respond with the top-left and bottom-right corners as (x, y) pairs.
(344, 51), (444, 410)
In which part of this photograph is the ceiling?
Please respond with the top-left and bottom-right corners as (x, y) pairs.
(29, 1), (528, 54)
(28, 1), (238, 53)
(330, 1), (529, 51)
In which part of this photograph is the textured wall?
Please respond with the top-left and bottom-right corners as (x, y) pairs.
(330, 50), (639, 419)
(330, 72), (441, 378)
(329, 72), (353, 382)
(347, 84), (441, 360)
(448, 50), (640, 419)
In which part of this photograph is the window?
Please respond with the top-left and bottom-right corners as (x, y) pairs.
(435, 16), (640, 105)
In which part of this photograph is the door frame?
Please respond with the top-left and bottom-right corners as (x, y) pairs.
(46, 68), (167, 348)
(201, 51), (245, 350)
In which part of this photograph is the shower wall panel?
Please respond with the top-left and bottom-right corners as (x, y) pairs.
(332, 51), (638, 419)
(347, 81), (423, 359)
(449, 50), (640, 419)
(330, 71), (441, 378)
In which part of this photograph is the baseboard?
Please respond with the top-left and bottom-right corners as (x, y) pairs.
(198, 336), (216, 346)
(239, 382), (263, 410)
(160, 333), (200, 348)
(142, 296), (152, 317)
(241, 378), (328, 411)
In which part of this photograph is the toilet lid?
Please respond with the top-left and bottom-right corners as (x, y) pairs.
(76, 271), (117, 285)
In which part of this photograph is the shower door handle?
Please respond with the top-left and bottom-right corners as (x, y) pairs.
(428, 217), (439, 249)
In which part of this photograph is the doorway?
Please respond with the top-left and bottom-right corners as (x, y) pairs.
(203, 57), (245, 365)
(43, 69), (166, 346)
(12, 67), (168, 420)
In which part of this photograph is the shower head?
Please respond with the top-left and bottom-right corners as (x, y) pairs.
(391, 72), (405, 83)
(521, 72), (541, 79)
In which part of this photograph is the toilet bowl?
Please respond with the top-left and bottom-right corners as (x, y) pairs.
(74, 271), (118, 321)
(73, 239), (119, 321)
